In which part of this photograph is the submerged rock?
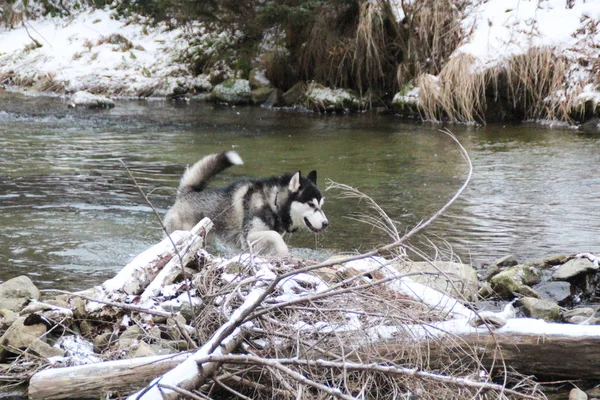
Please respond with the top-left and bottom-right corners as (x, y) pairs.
(68, 91), (115, 109)
(0, 276), (40, 312)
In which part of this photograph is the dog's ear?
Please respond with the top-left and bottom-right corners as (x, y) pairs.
(307, 170), (317, 184)
(289, 171), (301, 192)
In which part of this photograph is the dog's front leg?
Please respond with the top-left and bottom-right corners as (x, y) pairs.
(247, 231), (289, 256)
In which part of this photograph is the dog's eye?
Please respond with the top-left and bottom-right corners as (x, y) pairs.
(308, 203), (316, 208)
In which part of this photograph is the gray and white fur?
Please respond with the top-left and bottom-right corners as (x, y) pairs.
(164, 151), (328, 255)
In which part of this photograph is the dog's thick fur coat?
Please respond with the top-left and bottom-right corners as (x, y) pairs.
(164, 151), (328, 255)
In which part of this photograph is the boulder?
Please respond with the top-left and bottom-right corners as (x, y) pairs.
(282, 82), (307, 106)
(0, 275), (40, 312)
(0, 317), (64, 361)
(492, 255), (519, 268)
(489, 264), (541, 299)
(211, 79), (251, 105)
(304, 84), (362, 112)
(68, 91), (115, 109)
(534, 281), (572, 305)
(518, 297), (560, 321)
(391, 84), (420, 116)
(553, 257), (598, 281)
(542, 254), (568, 266)
(0, 309), (17, 330)
(569, 387), (588, 400)
(251, 87), (276, 105)
(121, 340), (156, 359)
(392, 260), (479, 300)
(562, 307), (596, 324)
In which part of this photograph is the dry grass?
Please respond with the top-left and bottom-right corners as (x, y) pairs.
(417, 53), (486, 123)
(415, 47), (585, 124)
(396, 0), (466, 86)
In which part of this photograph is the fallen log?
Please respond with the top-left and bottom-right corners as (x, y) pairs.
(28, 353), (190, 400)
(375, 317), (600, 380)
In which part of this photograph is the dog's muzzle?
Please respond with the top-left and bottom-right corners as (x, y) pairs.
(304, 217), (329, 233)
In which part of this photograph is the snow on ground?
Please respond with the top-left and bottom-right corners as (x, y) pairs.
(0, 6), (207, 96)
(454, 0), (600, 100)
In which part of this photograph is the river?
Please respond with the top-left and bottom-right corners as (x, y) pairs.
(1, 90), (599, 290)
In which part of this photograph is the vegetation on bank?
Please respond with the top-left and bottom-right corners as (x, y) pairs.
(1, 0), (599, 125)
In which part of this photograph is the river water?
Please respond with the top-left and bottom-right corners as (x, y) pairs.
(1, 90), (600, 291)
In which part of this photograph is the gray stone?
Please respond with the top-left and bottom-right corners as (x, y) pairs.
(552, 258), (598, 281)
(68, 91), (115, 109)
(392, 260), (479, 300)
(304, 84), (362, 112)
(569, 387), (588, 400)
(121, 340), (156, 359)
(251, 87), (276, 105)
(0, 309), (17, 330)
(482, 263), (500, 281)
(0, 276), (40, 312)
(535, 281), (572, 304)
(93, 332), (118, 353)
(489, 264), (541, 299)
(282, 82), (307, 106)
(211, 79), (251, 105)
(563, 307), (596, 324)
(542, 254), (568, 266)
(519, 297), (560, 321)
(0, 317), (64, 361)
(492, 255), (519, 268)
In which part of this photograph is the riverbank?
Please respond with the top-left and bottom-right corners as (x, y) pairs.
(2, 217), (600, 399)
(1, 1), (599, 126)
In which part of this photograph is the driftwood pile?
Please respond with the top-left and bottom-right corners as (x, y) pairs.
(0, 217), (550, 400)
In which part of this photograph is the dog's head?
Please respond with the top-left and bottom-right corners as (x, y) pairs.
(288, 170), (329, 233)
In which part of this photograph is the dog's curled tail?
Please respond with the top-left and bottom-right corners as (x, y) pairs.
(177, 151), (243, 196)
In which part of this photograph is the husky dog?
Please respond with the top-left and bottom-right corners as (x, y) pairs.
(164, 151), (329, 255)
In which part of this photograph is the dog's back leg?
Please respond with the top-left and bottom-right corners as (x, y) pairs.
(247, 231), (289, 256)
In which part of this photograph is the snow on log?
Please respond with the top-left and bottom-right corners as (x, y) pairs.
(87, 218), (212, 311)
(374, 317), (600, 379)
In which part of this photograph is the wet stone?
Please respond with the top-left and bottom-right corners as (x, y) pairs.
(552, 258), (598, 281)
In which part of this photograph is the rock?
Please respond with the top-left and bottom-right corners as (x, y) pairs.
(251, 87), (276, 105)
(211, 79), (251, 105)
(489, 264), (541, 299)
(563, 307), (596, 324)
(542, 254), (568, 266)
(0, 309), (17, 330)
(304, 84), (362, 112)
(249, 68), (271, 89)
(119, 325), (144, 342)
(492, 255), (519, 268)
(68, 91), (115, 109)
(482, 264), (500, 281)
(0, 317), (64, 361)
(586, 385), (600, 398)
(282, 82), (307, 106)
(93, 332), (118, 353)
(0, 276), (40, 312)
(535, 281), (572, 305)
(262, 88), (285, 108)
(518, 297), (560, 321)
(569, 387), (588, 400)
(392, 261), (479, 300)
(122, 340), (156, 358)
(552, 258), (598, 281)
(391, 85), (420, 116)
(579, 117), (600, 133)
